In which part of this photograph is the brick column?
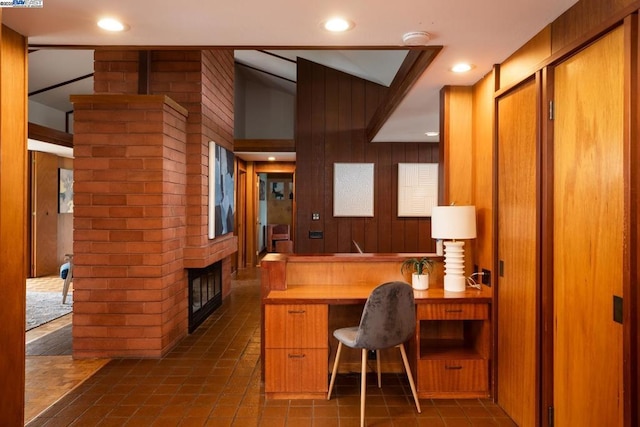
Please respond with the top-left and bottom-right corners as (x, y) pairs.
(70, 94), (188, 358)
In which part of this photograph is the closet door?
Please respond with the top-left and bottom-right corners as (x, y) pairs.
(553, 26), (624, 426)
(496, 79), (539, 427)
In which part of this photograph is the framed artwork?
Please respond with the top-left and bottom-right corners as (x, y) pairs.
(397, 163), (438, 217)
(271, 182), (285, 200)
(259, 179), (266, 201)
(333, 163), (374, 217)
(208, 142), (235, 239)
(58, 168), (74, 213)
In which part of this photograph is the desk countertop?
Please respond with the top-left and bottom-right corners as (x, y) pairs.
(265, 283), (492, 305)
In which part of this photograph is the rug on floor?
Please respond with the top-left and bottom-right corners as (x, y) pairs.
(26, 292), (73, 331)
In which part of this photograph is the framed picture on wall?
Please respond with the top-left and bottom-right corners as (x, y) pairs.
(333, 163), (374, 217)
(208, 142), (235, 239)
(397, 163), (438, 217)
(58, 168), (74, 213)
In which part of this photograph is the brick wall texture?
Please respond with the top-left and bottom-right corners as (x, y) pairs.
(71, 49), (237, 358)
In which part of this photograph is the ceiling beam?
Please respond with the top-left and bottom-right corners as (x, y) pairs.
(28, 122), (73, 148)
(366, 46), (442, 142)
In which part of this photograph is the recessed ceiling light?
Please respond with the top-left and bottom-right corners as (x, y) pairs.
(451, 63), (473, 73)
(323, 17), (354, 32)
(425, 131), (439, 137)
(268, 156), (276, 161)
(97, 18), (128, 32)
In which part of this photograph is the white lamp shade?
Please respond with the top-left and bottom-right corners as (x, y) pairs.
(431, 205), (477, 240)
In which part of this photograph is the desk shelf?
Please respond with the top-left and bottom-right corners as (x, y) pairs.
(413, 303), (491, 398)
(420, 339), (484, 360)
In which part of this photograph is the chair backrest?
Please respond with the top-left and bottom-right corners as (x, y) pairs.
(354, 281), (416, 350)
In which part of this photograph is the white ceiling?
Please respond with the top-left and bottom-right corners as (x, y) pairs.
(5, 0), (577, 150)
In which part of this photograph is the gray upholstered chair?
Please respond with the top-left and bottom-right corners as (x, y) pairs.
(327, 281), (421, 426)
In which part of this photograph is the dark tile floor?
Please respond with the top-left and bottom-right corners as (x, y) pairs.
(26, 268), (516, 427)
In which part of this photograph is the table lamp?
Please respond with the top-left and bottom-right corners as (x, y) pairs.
(431, 205), (477, 292)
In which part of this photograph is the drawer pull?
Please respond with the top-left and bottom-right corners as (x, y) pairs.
(445, 309), (463, 313)
(288, 353), (306, 359)
(288, 310), (306, 314)
(445, 365), (463, 370)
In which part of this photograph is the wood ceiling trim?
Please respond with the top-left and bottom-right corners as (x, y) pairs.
(28, 122), (73, 148)
(366, 46), (442, 142)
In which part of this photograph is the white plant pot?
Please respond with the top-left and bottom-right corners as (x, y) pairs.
(411, 273), (429, 290)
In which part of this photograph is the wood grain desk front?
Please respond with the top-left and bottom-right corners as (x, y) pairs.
(263, 282), (492, 400)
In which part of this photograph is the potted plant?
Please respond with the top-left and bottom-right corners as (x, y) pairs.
(401, 257), (434, 290)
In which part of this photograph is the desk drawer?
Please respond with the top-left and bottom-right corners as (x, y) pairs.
(418, 359), (488, 392)
(265, 304), (328, 348)
(265, 348), (328, 393)
(418, 303), (488, 320)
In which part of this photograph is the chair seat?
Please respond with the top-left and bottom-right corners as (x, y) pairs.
(333, 326), (359, 348)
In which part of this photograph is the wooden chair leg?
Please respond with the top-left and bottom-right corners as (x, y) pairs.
(360, 348), (367, 427)
(399, 343), (421, 413)
(376, 349), (381, 387)
(327, 342), (343, 400)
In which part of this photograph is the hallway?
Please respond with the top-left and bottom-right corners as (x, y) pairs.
(26, 268), (515, 426)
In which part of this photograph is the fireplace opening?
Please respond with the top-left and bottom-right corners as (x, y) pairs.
(188, 261), (222, 333)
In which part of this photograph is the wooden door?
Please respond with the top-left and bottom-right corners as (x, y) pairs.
(496, 79), (539, 427)
(553, 26), (624, 426)
(31, 151), (59, 276)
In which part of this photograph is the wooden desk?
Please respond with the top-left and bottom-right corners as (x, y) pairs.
(261, 256), (492, 400)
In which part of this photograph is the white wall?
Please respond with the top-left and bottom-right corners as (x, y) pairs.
(28, 100), (68, 132)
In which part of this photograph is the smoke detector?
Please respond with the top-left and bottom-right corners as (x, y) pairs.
(402, 31), (431, 46)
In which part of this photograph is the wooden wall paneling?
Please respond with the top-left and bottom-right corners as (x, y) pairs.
(363, 143), (379, 253)
(553, 25), (624, 426)
(442, 86), (474, 206)
(496, 79), (539, 427)
(550, 0), (636, 53)
(391, 143), (406, 252)
(499, 27), (552, 90)
(295, 58), (324, 253)
(350, 78), (367, 252)
(472, 70), (496, 278)
(624, 13), (640, 427)
(295, 58), (438, 254)
(376, 147), (393, 252)
(0, 22), (27, 427)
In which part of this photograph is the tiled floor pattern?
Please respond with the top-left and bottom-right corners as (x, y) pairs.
(25, 268), (516, 426)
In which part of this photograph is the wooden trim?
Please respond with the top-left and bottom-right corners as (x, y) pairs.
(234, 139), (295, 152)
(138, 50), (151, 95)
(28, 122), (73, 147)
(0, 23), (28, 427)
(540, 65), (555, 427)
(624, 13), (639, 427)
(366, 47), (442, 142)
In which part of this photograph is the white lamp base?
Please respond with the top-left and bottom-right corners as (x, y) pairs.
(443, 241), (467, 292)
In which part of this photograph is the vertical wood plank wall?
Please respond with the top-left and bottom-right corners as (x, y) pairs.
(0, 22), (27, 427)
(295, 58), (439, 254)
